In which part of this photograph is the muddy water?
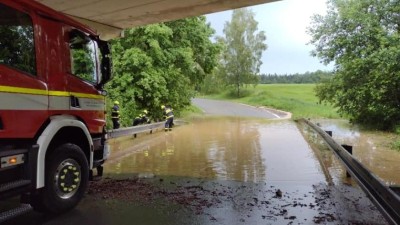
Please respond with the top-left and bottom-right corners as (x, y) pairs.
(105, 117), (325, 184)
(4, 118), (388, 225)
(99, 117), (387, 225)
(309, 119), (400, 186)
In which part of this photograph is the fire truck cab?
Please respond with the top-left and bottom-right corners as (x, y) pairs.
(0, 0), (111, 215)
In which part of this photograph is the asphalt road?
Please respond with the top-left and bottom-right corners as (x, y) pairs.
(191, 98), (289, 119)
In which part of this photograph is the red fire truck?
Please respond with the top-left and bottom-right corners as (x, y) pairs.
(0, 0), (111, 214)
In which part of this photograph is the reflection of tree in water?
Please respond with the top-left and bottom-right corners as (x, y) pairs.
(173, 117), (266, 223)
(298, 125), (339, 184)
(183, 117), (266, 182)
(220, 118), (265, 182)
(110, 118), (266, 182)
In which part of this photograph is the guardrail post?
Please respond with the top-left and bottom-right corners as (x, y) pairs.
(325, 130), (332, 137)
(341, 144), (353, 177)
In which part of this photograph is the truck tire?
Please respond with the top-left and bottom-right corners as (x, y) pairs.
(31, 143), (89, 214)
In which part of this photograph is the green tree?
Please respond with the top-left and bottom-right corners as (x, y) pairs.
(218, 8), (267, 97)
(106, 17), (219, 127)
(168, 18), (221, 89)
(309, 0), (400, 129)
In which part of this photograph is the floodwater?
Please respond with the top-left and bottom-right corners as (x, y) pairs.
(3, 117), (391, 225)
(105, 117), (325, 184)
(304, 119), (400, 186)
(100, 117), (387, 224)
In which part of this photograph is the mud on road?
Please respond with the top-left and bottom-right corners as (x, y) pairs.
(87, 174), (385, 225)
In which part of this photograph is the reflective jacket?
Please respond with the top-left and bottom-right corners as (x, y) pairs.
(163, 107), (174, 119)
(111, 105), (120, 119)
(136, 112), (150, 123)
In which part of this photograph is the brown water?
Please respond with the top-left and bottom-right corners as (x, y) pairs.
(100, 117), (387, 224)
(4, 117), (388, 225)
(310, 119), (400, 186)
(105, 117), (326, 184)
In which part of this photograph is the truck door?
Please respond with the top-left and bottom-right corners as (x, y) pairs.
(65, 28), (106, 134)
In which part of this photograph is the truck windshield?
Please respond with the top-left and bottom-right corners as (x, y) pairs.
(69, 31), (98, 84)
(0, 3), (36, 75)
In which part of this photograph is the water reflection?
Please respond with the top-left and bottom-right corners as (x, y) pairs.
(305, 119), (400, 185)
(3, 118), (388, 225)
(105, 117), (325, 184)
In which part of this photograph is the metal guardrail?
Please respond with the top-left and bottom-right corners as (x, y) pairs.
(107, 122), (165, 139)
(106, 120), (187, 139)
(300, 118), (400, 225)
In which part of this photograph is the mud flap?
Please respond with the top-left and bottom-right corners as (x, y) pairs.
(89, 166), (103, 181)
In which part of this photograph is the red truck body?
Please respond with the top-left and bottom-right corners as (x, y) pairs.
(0, 0), (111, 214)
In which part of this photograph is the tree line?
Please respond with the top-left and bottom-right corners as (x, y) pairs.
(260, 70), (333, 84)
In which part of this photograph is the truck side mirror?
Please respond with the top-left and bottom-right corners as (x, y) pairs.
(97, 39), (112, 89)
(70, 29), (90, 48)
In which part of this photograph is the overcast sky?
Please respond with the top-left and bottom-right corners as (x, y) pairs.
(205, 0), (332, 75)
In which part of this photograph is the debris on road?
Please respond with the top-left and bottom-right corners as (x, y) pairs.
(88, 176), (386, 224)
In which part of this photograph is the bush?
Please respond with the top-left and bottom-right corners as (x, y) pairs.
(391, 140), (400, 152)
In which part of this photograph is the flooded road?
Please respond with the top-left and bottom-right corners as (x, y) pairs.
(105, 118), (324, 184)
(3, 100), (391, 225)
(96, 118), (386, 225)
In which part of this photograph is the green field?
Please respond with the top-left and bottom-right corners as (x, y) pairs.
(200, 84), (342, 119)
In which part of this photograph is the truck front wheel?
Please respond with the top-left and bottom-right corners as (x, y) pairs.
(32, 143), (89, 214)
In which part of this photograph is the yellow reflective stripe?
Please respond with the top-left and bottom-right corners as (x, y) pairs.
(49, 91), (103, 99)
(0, 85), (47, 95)
(72, 92), (103, 99)
(47, 90), (67, 96)
(0, 85), (103, 99)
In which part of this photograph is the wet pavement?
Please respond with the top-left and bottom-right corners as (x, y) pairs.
(3, 117), (389, 225)
(2, 99), (395, 225)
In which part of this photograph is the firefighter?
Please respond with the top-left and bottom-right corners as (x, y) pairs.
(111, 101), (120, 129)
(142, 109), (151, 124)
(133, 109), (150, 126)
(161, 105), (174, 131)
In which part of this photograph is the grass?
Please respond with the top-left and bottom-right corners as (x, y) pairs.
(200, 84), (342, 119)
(180, 104), (204, 119)
(391, 140), (400, 152)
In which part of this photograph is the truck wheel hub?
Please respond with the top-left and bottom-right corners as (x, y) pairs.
(55, 159), (81, 199)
